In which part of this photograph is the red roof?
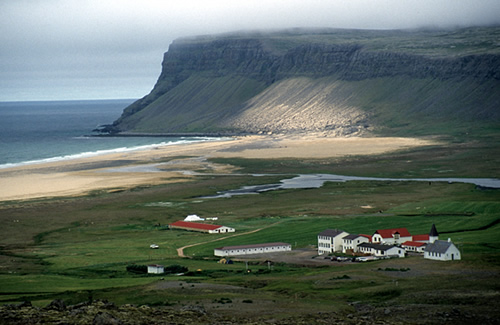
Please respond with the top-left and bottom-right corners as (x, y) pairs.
(359, 234), (372, 242)
(169, 220), (222, 231)
(412, 234), (429, 241)
(402, 241), (426, 247)
(374, 228), (411, 238)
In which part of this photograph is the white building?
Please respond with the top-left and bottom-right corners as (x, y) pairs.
(401, 241), (427, 253)
(358, 243), (405, 258)
(342, 234), (371, 254)
(318, 229), (349, 255)
(184, 214), (205, 221)
(214, 242), (291, 257)
(424, 239), (461, 261)
(147, 264), (164, 274)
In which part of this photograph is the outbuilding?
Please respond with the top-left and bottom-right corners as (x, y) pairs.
(169, 220), (235, 234)
(147, 264), (164, 274)
(184, 214), (205, 221)
(214, 242), (292, 257)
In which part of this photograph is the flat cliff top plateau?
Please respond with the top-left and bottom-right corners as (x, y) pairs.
(107, 26), (500, 137)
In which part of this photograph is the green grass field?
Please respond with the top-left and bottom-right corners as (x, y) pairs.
(0, 140), (499, 321)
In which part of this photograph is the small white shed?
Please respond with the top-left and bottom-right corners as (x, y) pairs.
(147, 264), (165, 274)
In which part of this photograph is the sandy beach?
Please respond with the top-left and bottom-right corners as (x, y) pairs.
(0, 135), (435, 202)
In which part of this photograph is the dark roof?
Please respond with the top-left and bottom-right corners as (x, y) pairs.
(429, 224), (439, 237)
(424, 240), (454, 254)
(215, 242), (291, 250)
(358, 243), (398, 251)
(343, 234), (362, 240)
(318, 229), (347, 237)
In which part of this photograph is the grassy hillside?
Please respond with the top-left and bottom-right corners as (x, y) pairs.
(116, 75), (267, 133)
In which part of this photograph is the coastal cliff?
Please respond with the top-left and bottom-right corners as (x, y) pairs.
(110, 27), (500, 136)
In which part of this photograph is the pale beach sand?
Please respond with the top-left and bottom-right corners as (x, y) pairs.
(0, 135), (436, 201)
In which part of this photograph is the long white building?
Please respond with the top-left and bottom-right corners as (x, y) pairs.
(214, 242), (291, 257)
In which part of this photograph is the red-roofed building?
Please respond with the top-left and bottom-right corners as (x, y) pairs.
(372, 228), (412, 245)
(402, 241), (427, 253)
(412, 234), (430, 242)
(412, 224), (440, 243)
(169, 221), (235, 234)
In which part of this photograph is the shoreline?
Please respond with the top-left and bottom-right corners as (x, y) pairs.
(0, 136), (233, 170)
(0, 135), (436, 202)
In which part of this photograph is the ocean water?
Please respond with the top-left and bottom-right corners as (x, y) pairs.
(0, 99), (217, 168)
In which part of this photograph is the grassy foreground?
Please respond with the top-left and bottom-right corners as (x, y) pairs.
(0, 140), (499, 323)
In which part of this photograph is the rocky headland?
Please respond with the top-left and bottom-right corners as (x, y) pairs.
(105, 27), (500, 137)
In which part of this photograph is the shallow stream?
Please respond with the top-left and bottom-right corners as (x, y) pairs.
(203, 174), (500, 198)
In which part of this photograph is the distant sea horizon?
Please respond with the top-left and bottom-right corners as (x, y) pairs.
(0, 99), (221, 169)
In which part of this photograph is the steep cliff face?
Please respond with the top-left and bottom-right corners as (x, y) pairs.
(111, 27), (500, 136)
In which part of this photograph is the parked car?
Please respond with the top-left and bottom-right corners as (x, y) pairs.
(356, 257), (369, 262)
(150, 244), (159, 249)
(336, 257), (350, 262)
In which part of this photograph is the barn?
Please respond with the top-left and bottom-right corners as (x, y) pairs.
(169, 220), (235, 234)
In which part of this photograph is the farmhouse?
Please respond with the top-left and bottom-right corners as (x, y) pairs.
(358, 243), (405, 258)
(372, 227), (412, 245)
(424, 239), (461, 261)
(317, 229), (349, 255)
(342, 234), (371, 254)
(214, 242), (292, 257)
(402, 241), (427, 253)
(169, 220), (235, 234)
(147, 264), (164, 274)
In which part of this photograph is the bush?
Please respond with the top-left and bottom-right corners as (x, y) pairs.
(164, 264), (188, 274)
(126, 265), (148, 274)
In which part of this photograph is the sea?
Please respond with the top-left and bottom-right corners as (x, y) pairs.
(0, 99), (220, 169)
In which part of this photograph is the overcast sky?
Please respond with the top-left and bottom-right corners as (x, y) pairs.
(1, 0), (499, 101)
